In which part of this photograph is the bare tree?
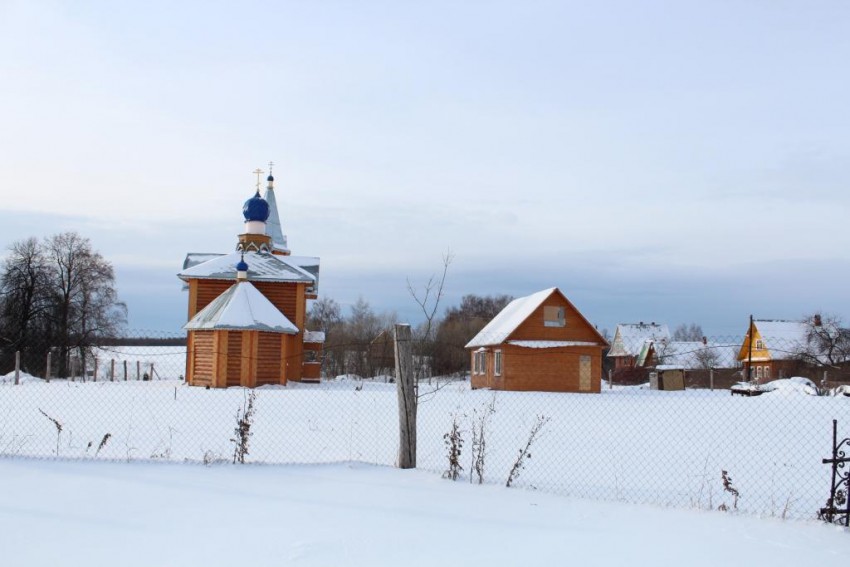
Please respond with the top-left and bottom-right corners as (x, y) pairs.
(0, 237), (51, 373)
(43, 232), (126, 377)
(432, 293), (513, 375)
(800, 312), (850, 367)
(673, 323), (704, 341)
(406, 250), (453, 382)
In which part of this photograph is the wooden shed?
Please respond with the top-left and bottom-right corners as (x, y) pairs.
(466, 287), (608, 393)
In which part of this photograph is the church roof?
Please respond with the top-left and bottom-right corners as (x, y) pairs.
(178, 251), (315, 284)
(184, 281), (299, 333)
(263, 186), (289, 254)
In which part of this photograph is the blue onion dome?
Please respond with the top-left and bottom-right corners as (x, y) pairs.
(236, 258), (249, 272)
(267, 173), (274, 182)
(242, 190), (270, 222)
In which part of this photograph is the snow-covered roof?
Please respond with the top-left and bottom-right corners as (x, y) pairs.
(182, 253), (222, 271)
(752, 320), (808, 360)
(508, 340), (599, 349)
(607, 323), (671, 358)
(287, 256), (320, 295)
(263, 185), (289, 254)
(184, 281), (299, 334)
(465, 288), (558, 348)
(303, 330), (326, 343)
(179, 251), (315, 284)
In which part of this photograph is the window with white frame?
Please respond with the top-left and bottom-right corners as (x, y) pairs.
(764, 366), (770, 380)
(494, 350), (502, 376)
(544, 306), (566, 327)
(756, 366), (763, 379)
(755, 339), (765, 350)
(473, 352), (480, 374)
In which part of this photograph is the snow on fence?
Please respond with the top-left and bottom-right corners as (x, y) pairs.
(0, 331), (848, 522)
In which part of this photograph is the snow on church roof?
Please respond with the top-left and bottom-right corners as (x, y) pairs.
(184, 281), (299, 334)
(178, 251), (315, 284)
(263, 185), (289, 254)
(465, 288), (558, 348)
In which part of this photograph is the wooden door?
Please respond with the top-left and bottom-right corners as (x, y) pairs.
(579, 355), (591, 391)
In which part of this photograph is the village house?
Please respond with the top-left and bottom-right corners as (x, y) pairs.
(607, 322), (671, 370)
(734, 317), (846, 382)
(465, 287), (608, 393)
(178, 167), (324, 388)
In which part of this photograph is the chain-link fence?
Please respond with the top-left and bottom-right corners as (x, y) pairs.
(1, 329), (848, 521)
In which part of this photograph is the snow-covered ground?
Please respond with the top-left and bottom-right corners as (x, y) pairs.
(1, 458), (847, 567)
(0, 376), (846, 520)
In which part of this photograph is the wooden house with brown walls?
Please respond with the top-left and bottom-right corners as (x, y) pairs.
(465, 287), (608, 393)
(178, 167), (324, 387)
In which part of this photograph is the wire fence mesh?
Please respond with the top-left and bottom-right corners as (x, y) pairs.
(1, 329), (849, 521)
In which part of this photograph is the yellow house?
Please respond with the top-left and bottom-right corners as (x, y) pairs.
(737, 319), (808, 381)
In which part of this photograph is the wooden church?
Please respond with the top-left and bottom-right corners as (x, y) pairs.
(178, 167), (324, 387)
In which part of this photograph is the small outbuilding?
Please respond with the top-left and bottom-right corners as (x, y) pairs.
(465, 287), (608, 393)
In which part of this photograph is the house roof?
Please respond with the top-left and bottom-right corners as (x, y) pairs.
(466, 288), (558, 348)
(465, 287), (607, 349)
(752, 320), (807, 360)
(607, 323), (671, 358)
(179, 251), (315, 285)
(184, 281), (299, 334)
(303, 330), (326, 343)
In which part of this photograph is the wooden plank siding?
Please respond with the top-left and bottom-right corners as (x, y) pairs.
(186, 279), (311, 387)
(190, 331), (214, 386)
(226, 332), (243, 387)
(256, 332), (283, 385)
(192, 280), (233, 319)
(252, 282), (299, 324)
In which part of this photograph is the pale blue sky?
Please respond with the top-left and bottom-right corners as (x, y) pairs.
(1, 1), (848, 335)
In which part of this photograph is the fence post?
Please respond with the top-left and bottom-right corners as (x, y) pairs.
(136, 360), (141, 381)
(14, 351), (20, 385)
(608, 368), (612, 390)
(93, 357), (99, 382)
(394, 323), (417, 469)
(150, 362), (155, 381)
(110, 359), (115, 381)
(709, 368), (714, 391)
(123, 360), (128, 381)
(45, 351), (51, 382)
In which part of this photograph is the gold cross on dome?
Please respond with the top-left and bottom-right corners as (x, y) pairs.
(253, 168), (264, 191)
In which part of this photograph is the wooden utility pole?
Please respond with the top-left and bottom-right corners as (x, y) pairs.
(747, 314), (754, 384)
(394, 323), (417, 469)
